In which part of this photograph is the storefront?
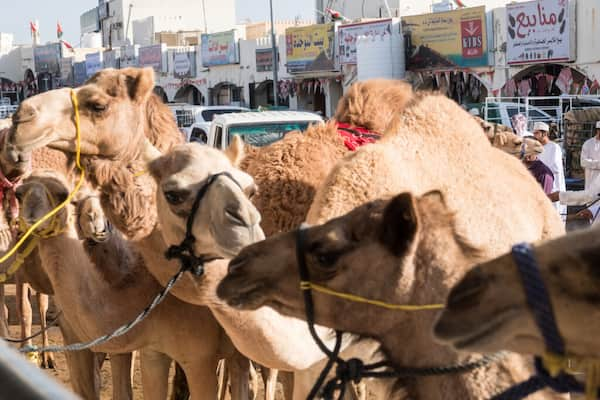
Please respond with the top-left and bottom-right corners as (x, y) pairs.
(201, 30), (243, 106)
(34, 43), (62, 93)
(285, 23), (341, 117)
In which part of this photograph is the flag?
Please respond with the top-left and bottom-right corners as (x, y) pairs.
(57, 21), (63, 39)
(325, 8), (346, 22)
(453, 0), (466, 7)
(61, 40), (74, 52)
(29, 21), (38, 35)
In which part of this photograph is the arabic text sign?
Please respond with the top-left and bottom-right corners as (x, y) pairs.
(256, 48), (278, 72)
(401, 6), (487, 69)
(34, 44), (62, 74)
(120, 45), (139, 68)
(201, 30), (238, 66)
(139, 45), (163, 72)
(506, 0), (571, 64)
(338, 20), (392, 65)
(285, 24), (335, 73)
(85, 52), (103, 77)
(173, 52), (197, 78)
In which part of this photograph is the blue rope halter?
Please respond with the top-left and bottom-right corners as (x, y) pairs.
(492, 243), (597, 399)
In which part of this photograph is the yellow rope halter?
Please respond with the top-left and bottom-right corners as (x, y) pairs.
(0, 89), (85, 281)
(542, 352), (600, 400)
(299, 281), (444, 311)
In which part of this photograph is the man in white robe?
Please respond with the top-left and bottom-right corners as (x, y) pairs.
(534, 121), (566, 218)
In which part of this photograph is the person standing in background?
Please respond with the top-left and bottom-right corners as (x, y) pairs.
(522, 136), (554, 195)
(576, 121), (600, 220)
(533, 121), (566, 218)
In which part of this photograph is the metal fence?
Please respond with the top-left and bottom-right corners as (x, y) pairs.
(0, 105), (17, 119)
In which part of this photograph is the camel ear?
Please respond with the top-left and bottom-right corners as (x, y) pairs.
(380, 193), (419, 256)
(224, 135), (245, 167)
(123, 67), (155, 103)
(148, 153), (168, 181)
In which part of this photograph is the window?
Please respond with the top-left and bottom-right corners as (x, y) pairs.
(174, 109), (194, 127)
(201, 109), (245, 122)
(231, 87), (241, 102)
(228, 122), (313, 147)
(214, 126), (223, 148)
(190, 128), (207, 144)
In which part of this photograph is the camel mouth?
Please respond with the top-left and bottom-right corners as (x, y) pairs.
(9, 127), (59, 153)
(434, 306), (520, 351)
(217, 275), (267, 310)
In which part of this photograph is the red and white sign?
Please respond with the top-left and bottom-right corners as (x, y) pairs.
(461, 19), (483, 58)
(506, 0), (572, 64)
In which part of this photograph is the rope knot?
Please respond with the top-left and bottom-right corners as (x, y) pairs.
(338, 358), (365, 383)
(165, 238), (205, 276)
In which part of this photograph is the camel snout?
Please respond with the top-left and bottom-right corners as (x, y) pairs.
(445, 268), (488, 312)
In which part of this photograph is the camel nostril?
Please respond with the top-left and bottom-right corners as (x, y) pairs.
(446, 269), (488, 311)
(225, 208), (248, 226)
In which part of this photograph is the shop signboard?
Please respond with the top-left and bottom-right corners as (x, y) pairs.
(73, 62), (87, 86)
(338, 19), (393, 65)
(201, 30), (239, 66)
(85, 52), (103, 77)
(173, 51), (197, 78)
(34, 43), (62, 74)
(103, 49), (120, 69)
(401, 6), (488, 69)
(139, 44), (165, 72)
(80, 7), (99, 34)
(506, 0), (572, 64)
(256, 48), (278, 72)
(120, 45), (139, 68)
(285, 23), (336, 74)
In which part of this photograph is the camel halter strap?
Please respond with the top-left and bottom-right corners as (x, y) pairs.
(492, 243), (600, 400)
(165, 171), (240, 276)
(0, 90), (85, 268)
(295, 224), (502, 400)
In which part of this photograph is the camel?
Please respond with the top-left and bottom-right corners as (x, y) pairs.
(216, 88), (566, 398)
(473, 116), (543, 158)
(16, 169), (252, 400)
(434, 223), (600, 360)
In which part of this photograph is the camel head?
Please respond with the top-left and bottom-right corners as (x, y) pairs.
(8, 68), (157, 160)
(434, 227), (600, 358)
(472, 116), (538, 157)
(16, 170), (71, 235)
(218, 191), (479, 336)
(149, 139), (264, 259)
(0, 128), (31, 181)
(334, 79), (413, 134)
(74, 192), (112, 243)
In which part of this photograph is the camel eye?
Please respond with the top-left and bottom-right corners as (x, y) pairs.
(164, 190), (187, 206)
(316, 252), (340, 267)
(90, 103), (107, 113)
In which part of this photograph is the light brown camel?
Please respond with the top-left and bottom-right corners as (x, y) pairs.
(0, 126), (77, 369)
(216, 88), (566, 398)
(473, 116), (544, 157)
(434, 223), (600, 359)
(16, 169), (252, 400)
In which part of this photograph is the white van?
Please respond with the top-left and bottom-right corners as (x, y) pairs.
(167, 103), (249, 142)
(207, 111), (323, 149)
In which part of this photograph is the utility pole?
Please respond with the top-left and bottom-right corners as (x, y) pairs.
(269, 0), (279, 106)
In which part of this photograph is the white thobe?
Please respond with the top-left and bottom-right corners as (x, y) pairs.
(539, 141), (566, 217)
(581, 136), (600, 216)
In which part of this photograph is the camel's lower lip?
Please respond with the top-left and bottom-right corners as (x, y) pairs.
(11, 128), (58, 152)
(442, 308), (519, 350)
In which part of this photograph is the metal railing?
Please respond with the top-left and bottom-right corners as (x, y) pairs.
(484, 95), (600, 138)
(0, 105), (17, 119)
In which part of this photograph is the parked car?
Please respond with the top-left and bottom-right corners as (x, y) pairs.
(207, 111), (324, 150)
(167, 103), (250, 142)
(473, 102), (556, 130)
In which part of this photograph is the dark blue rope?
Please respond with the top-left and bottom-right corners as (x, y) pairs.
(512, 243), (565, 355)
(492, 244), (599, 399)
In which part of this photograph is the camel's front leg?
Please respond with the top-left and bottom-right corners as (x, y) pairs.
(226, 350), (250, 400)
(181, 356), (219, 400)
(36, 292), (55, 369)
(140, 349), (171, 400)
(0, 283), (9, 337)
(261, 366), (279, 400)
(15, 279), (37, 364)
(110, 352), (135, 400)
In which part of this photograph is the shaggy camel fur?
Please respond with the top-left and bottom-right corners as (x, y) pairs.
(435, 223), (600, 359)
(217, 192), (562, 399)
(473, 116), (544, 157)
(17, 170), (251, 400)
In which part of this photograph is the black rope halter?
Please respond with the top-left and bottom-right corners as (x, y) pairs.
(165, 171), (241, 276)
(295, 224), (503, 400)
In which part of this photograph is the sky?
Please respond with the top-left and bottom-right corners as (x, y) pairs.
(2, 0), (314, 46)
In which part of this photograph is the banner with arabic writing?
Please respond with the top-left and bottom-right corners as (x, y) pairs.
(401, 6), (488, 70)
(201, 30), (239, 67)
(285, 23), (336, 74)
(506, 0), (572, 65)
(338, 19), (393, 65)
